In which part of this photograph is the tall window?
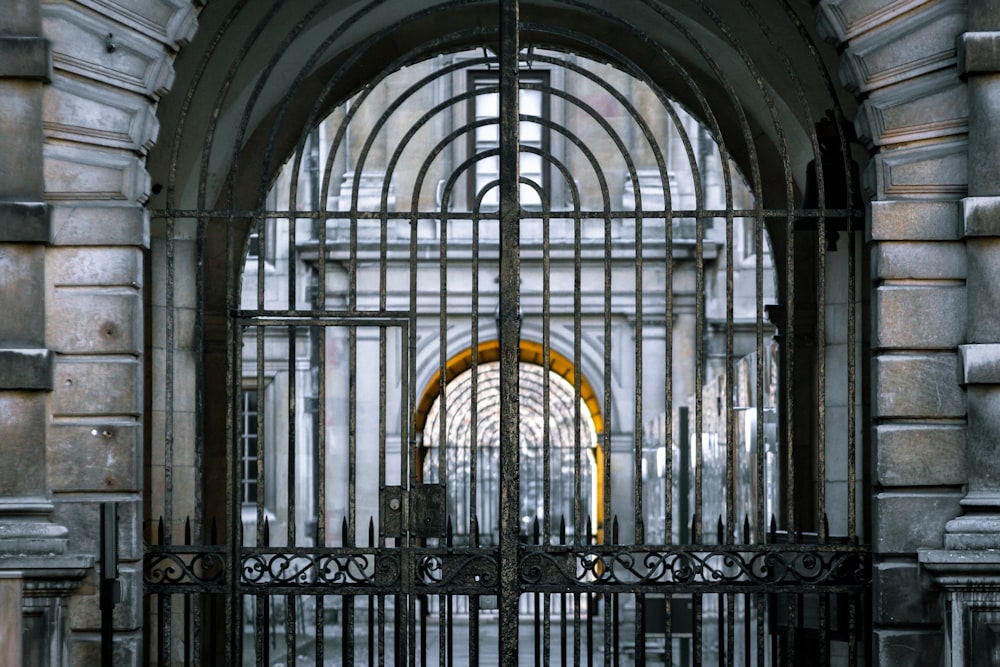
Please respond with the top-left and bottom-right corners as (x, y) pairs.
(468, 71), (549, 210)
(240, 389), (259, 504)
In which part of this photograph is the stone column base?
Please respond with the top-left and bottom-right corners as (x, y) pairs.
(920, 550), (1000, 666)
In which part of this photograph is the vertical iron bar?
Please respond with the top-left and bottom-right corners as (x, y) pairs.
(498, 0), (521, 664)
(693, 593), (702, 667)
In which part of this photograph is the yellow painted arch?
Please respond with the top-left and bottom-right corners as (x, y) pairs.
(414, 339), (603, 435)
(415, 339), (605, 535)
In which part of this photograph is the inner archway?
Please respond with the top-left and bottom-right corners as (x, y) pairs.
(419, 343), (602, 545)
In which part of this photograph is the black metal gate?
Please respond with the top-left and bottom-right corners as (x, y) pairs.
(144, 1), (870, 665)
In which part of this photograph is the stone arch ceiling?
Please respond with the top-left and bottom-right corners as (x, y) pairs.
(142, 0), (864, 214)
(40, 0), (969, 222)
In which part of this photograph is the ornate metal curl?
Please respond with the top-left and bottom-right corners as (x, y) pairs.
(144, 549), (226, 589)
(519, 547), (871, 590)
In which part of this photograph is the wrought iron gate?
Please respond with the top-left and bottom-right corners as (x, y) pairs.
(144, 1), (871, 665)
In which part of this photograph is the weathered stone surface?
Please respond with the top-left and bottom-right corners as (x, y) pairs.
(817, 0), (930, 42)
(0, 393), (46, 497)
(875, 561), (943, 625)
(874, 241), (966, 280)
(867, 139), (967, 200)
(47, 247), (142, 288)
(963, 196), (1000, 237)
(44, 76), (159, 153)
(44, 143), (150, 203)
(51, 358), (141, 417)
(0, 36), (51, 80)
(0, 349), (53, 390)
(48, 291), (142, 355)
(959, 31), (1000, 75)
(874, 492), (962, 554)
(0, 578), (21, 667)
(0, 245), (45, 346)
(67, 565), (140, 631)
(874, 285), (966, 349)
(874, 353), (965, 418)
(959, 344), (1000, 384)
(47, 422), (139, 492)
(0, 81), (44, 200)
(0, 202), (50, 243)
(870, 200), (960, 241)
(51, 499), (141, 561)
(50, 204), (148, 247)
(70, 633), (139, 667)
(43, 4), (174, 98)
(874, 629), (944, 666)
(856, 71), (966, 148)
(839, 0), (963, 94)
(74, 0), (199, 47)
(875, 423), (966, 487)
(966, 239), (1000, 342)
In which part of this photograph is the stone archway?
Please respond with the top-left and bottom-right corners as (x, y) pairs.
(0, 0), (975, 663)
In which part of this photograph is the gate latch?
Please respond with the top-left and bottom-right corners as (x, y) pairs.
(380, 484), (446, 537)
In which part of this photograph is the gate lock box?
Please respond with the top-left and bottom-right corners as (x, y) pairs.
(380, 484), (446, 537)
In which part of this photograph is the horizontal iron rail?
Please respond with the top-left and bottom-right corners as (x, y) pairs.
(149, 208), (861, 219)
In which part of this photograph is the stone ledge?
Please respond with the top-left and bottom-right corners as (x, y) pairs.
(959, 32), (1000, 76)
(958, 344), (1000, 384)
(0, 348), (54, 390)
(0, 203), (50, 244)
(920, 548), (1000, 588)
(962, 196), (1000, 236)
(0, 37), (52, 81)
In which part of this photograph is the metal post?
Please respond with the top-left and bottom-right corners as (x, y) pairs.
(100, 502), (118, 667)
(498, 0), (521, 665)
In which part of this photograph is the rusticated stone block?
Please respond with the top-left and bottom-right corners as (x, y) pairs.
(67, 565), (141, 631)
(875, 629), (944, 666)
(0, 36), (51, 80)
(44, 76), (159, 153)
(48, 291), (142, 355)
(874, 285), (966, 349)
(874, 353), (965, 418)
(966, 239), (1000, 342)
(870, 200), (960, 241)
(959, 32), (1000, 75)
(68, 0), (199, 47)
(856, 71), (966, 149)
(875, 423), (966, 487)
(44, 143), (150, 204)
(959, 344), (1000, 384)
(51, 357), (141, 417)
(48, 422), (139, 492)
(874, 241), (965, 280)
(44, 4), (174, 98)
(0, 202), (49, 243)
(0, 392), (46, 497)
(868, 139), (967, 200)
(50, 204), (148, 247)
(875, 561), (943, 626)
(47, 247), (142, 287)
(52, 499), (141, 562)
(963, 197), (1000, 237)
(0, 348), (53, 390)
(839, 0), (963, 94)
(70, 633), (139, 667)
(0, 245), (45, 346)
(874, 491), (962, 554)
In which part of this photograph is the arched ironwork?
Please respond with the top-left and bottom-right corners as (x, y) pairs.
(144, 1), (870, 665)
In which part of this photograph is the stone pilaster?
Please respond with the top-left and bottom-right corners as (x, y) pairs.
(918, 1), (1000, 663)
(0, 2), (92, 665)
